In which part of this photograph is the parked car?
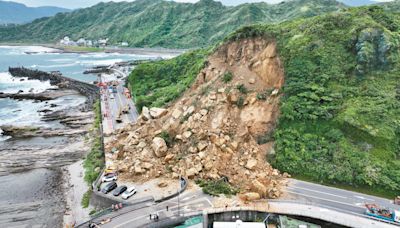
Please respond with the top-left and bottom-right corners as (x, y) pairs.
(101, 181), (117, 194)
(121, 186), (137, 200)
(112, 185), (127, 196)
(102, 173), (117, 182)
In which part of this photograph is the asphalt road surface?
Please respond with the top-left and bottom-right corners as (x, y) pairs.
(284, 179), (400, 221)
(98, 190), (213, 228)
(101, 75), (139, 134)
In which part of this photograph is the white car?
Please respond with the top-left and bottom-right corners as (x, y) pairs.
(102, 173), (117, 182)
(121, 186), (137, 200)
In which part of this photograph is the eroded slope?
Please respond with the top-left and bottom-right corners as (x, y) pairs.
(107, 38), (287, 198)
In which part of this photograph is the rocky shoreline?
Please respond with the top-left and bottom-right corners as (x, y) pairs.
(8, 67), (99, 110)
(0, 67), (99, 227)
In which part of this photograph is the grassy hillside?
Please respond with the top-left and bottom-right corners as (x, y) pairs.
(127, 49), (208, 111)
(227, 6), (400, 197)
(0, 0), (345, 48)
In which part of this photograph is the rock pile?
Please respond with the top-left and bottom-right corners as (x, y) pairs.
(106, 38), (288, 199)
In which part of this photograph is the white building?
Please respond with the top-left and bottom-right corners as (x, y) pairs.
(59, 36), (77, 46)
(77, 38), (86, 46)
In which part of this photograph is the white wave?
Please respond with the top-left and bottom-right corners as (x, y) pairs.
(0, 46), (59, 55)
(35, 63), (78, 68)
(79, 59), (124, 66)
(0, 72), (56, 94)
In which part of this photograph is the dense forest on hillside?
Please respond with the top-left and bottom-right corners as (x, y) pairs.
(128, 6), (400, 197)
(128, 50), (208, 111)
(227, 6), (400, 197)
(0, 0), (345, 48)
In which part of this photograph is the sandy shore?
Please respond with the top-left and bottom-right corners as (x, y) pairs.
(63, 160), (92, 226)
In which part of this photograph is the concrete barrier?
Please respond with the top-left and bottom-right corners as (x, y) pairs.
(155, 177), (188, 203)
(203, 201), (398, 228)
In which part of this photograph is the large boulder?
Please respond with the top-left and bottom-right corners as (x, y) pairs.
(245, 158), (258, 170)
(142, 106), (152, 120)
(152, 137), (168, 157)
(241, 192), (261, 201)
(251, 179), (267, 198)
(149, 107), (167, 119)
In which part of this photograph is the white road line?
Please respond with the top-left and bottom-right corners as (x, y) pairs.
(290, 179), (392, 203)
(284, 190), (365, 209)
(287, 186), (347, 199)
(205, 198), (214, 207)
(354, 195), (375, 202)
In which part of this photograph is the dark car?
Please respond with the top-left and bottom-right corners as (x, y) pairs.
(112, 185), (127, 196)
(101, 181), (117, 194)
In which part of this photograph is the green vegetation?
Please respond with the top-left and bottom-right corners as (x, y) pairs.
(222, 72), (233, 83)
(81, 190), (92, 208)
(236, 96), (245, 108)
(159, 131), (174, 147)
(196, 179), (239, 196)
(62, 46), (104, 52)
(257, 88), (274, 100)
(128, 49), (208, 111)
(0, 0), (345, 48)
(83, 101), (104, 185)
(227, 6), (400, 197)
(236, 84), (248, 94)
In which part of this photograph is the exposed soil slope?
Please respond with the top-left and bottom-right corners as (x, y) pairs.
(107, 38), (287, 198)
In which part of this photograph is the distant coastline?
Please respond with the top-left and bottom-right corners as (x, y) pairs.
(0, 42), (187, 55)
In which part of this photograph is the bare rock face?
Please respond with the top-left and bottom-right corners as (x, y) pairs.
(151, 137), (168, 157)
(150, 107), (167, 119)
(107, 38), (286, 200)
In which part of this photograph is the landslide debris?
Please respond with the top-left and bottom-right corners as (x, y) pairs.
(107, 38), (288, 199)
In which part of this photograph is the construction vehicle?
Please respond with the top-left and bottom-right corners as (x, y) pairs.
(122, 105), (130, 114)
(365, 204), (400, 223)
(116, 108), (123, 123)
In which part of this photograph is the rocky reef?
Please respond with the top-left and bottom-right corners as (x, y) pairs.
(8, 67), (99, 110)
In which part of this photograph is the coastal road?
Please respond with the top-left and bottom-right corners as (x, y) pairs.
(283, 179), (400, 223)
(100, 71), (139, 135)
(94, 189), (213, 228)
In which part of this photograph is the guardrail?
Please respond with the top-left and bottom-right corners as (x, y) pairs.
(267, 200), (400, 227)
(155, 177), (188, 203)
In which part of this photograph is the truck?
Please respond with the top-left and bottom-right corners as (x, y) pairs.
(365, 204), (400, 223)
(122, 105), (130, 114)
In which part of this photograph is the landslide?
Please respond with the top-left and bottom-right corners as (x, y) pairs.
(107, 38), (287, 199)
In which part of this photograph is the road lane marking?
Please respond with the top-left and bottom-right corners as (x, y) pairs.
(284, 190), (365, 209)
(354, 195), (375, 202)
(205, 198), (214, 207)
(290, 179), (392, 204)
(287, 186), (347, 199)
(114, 200), (208, 228)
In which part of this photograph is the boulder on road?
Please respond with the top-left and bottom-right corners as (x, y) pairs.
(152, 137), (168, 157)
